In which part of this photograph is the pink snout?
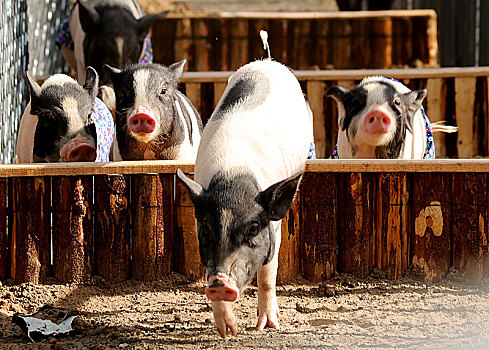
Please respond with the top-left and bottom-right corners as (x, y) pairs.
(128, 113), (156, 134)
(68, 144), (96, 162)
(364, 110), (392, 134)
(205, 273), (240, 302)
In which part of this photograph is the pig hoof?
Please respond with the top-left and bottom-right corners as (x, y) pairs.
(256, 300), (280, 331)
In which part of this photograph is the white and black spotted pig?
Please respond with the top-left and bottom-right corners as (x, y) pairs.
(326, 76), (456, 159)
(16, 68), (114, 163)
(104, 60), (202, 160)
(177, 59), (314, 338)
(58, 0), (167, 83)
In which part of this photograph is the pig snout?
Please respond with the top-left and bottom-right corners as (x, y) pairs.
(128, 108), (157, 134)
(364, 109), (392, 134)
(205, 273), (240, 302)
(68, 144), (96, 162)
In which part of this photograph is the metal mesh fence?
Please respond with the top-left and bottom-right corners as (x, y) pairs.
(0, 0), (29, 164)
(0, 0), (70, 164)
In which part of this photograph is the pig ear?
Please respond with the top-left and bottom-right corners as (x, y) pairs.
(136, 11), (169, 39)
(169, 59), (187, 80)
(398, 89), (427, 132)
(103, 64), (122, 84)
(78, 0), (100, 33)
(176, 169), (203, 204)
(325, 85), (350, 103)
(83, 67), (99, 100)
(258, 171), (303, 221)
(25, 71), (41, 103)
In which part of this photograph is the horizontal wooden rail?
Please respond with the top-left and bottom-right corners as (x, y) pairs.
(3, 160), (489, 177)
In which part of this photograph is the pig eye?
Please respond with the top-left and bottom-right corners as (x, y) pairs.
(160, 87), (167, 96)
(248, 223), (260, 238)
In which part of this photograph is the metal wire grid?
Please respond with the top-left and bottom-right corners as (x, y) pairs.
(0, 0), (29, 164)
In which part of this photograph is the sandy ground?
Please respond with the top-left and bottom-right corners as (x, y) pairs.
(1, 269), (489, 349)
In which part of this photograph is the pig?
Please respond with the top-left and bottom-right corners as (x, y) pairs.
(176, 57), (314, 338)
(15, 67), (114, 163)
(57, 0), (168, 83)
(326, 76), (457, 159)
(104, 60), (202, 161)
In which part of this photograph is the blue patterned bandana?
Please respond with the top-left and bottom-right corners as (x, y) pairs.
(91, 98), (114, 162)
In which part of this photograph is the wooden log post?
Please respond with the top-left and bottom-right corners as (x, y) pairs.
(277, 191), (301, 284)
(412, 173), (451, 282)
(307, 81), (326, 159)
(131, 174), (173, 281)
(426, 78), (448, 157)
(10, 177), (50, 284)
(451, 173), (488, 284)
(352, 19), (370, 69)
(371, 17), (393, 69)
(0, 178), (6, 281)
(315, 19), (330, 70)
(332, 19), (352, 69)
(376, 173), (410, 279)
(301, 173), (337, 282)
(338, 173), (376, 278)
(174, 18), (192, 65)
(52, 176), (93, 283)
(455, 77), (477, 158)
(192, 19), (210, 71)
(426, 15), (439, 67)
(174, 173), (205, 281)
(93, 175), (131, 282)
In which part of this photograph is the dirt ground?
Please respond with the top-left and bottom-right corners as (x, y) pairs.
(1, 269), (489, 349)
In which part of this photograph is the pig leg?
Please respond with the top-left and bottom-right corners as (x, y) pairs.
(256, 220), (282, 330)
(212, 301), (238, 339)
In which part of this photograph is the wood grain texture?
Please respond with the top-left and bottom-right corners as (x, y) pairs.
(174, 173), (205, 281)
(277, 190), (301, 284)
(376, 173), (409, 279)
(412, 173), (451, 282)
(192, 19), (209, 71)
(131, 174), (172, 281)
(230, 19), (248, 70)
(11, 177), (50, 284)
(338, 173), (376, 278)
(455, 77), (477, 158)
(451, 173), (488, 284)
(52, 177), (93, 283)
(301, 173), (337, 282)
(94, 175), (131, 282)
(307, 81), (326, 159)
(371, 17), (392, 69)
(0, 179), (6, 280)
(426, 78), (447, 157)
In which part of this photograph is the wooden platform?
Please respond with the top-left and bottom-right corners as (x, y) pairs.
(151, 10), (438, 71)
(1, 160), (488, 285)
(179, 67), (489, 159)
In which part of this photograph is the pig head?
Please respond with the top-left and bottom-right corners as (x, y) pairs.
(326, 76), (427, 159)
(16, 68), (100, 163)
(71, 0), (168, 83)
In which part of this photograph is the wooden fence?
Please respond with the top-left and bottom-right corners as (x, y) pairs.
(151, 10), (438, 71)
(1, 160), (488, 286)
(179, 67), (489, 159)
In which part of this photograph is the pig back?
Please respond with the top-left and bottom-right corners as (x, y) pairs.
(195, 60), (313, 190)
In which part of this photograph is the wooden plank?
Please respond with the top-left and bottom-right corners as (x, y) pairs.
(426, 15), (439, 67)
(174, 18), (192, 64)
(230, 19), (248, 70)
(277, 190), (301, 284)
(0, 179), (6, 280)
(165, 10), (438, 20)
(192, 19), (210, 71)
(292, 20), (312, 70)
(332, 19), (352, 69)
(185, 83), (202, 118)
(371, 17), (393, 68)
(93, 175), (131, 282)
(376, 173), (409, 279)
(351, 19), (370, 68)
(151, 17), (176, 65)
(11, 177), (50, 284)
(208, 19), (227, 71)
(338, 173), (376, 278)
(301, 173), (337, 282)
(412, 173), (451, 282)
(307, 81), (326, 158)
(174, 173), (205, 281)
(213, 82), (227, 109)
(315, 19), (330, 70)
(52, 176), (93, 283)
(451, 173), (487, 284)
(268, 19), (288, 64)
(455, 77), (477, 158)
(426, 78), (448, 157)
(131, 174), (172, 281)
(250, 19), (269, 60)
